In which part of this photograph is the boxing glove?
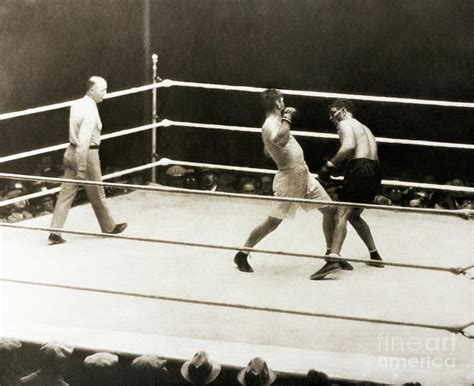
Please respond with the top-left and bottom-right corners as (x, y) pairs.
(281, 107), (299, 125)
(317, 160), (337, 185)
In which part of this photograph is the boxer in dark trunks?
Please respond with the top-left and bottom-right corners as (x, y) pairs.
(310, 99), (383, 280)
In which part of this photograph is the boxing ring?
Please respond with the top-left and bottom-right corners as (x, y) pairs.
(1, 55), (473, 384)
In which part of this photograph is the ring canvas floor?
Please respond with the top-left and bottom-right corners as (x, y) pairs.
(1, 189), (472, 385)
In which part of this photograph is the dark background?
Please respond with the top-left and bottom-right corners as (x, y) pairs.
(1, 0), (473, 182)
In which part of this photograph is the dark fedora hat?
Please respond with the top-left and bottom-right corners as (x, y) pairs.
(181, 351), (221, 385)
(237, 357), (277, 386)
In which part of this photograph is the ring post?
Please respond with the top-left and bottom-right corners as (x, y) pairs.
(151, 53), (158, 183)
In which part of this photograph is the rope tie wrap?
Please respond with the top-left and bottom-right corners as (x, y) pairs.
(456, 265), (474, 280)
(458, 322), (474, 339)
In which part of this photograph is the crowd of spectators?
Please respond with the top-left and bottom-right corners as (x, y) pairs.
(0, 156), (147, 223)
(157, 165), (274, 197)
(374, 177), (473, 210)
(0, 337), (424, 385)
(2, 160), (471, 224)
(158, 165), (473, 210)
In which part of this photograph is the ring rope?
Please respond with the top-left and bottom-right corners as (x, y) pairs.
(163, 79), (474, 108)
(0, 143), (69, 164)
(1, 78), (473, 122)
(163, 159), (474, 195)
(0, 276), (472, 338)
(0, 223), (471, 278)
(1, 172), (472, 220)
(0, 161), (164, 207)
(0, 122), (167, 164)
(163, 119), (474, 150)
(1, 119), (473, 193)
(1, 119), (472, 164)
(460, 265), (474, 280)
(2, 162), (473, 214)
(0, 83), (165, 121)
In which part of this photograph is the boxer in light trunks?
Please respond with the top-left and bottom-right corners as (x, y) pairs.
(233, 89), (341, 273)
(310, 99), (384, 280)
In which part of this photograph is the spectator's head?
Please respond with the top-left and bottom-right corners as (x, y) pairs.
(35, 155), (64, 186)
(0, 338), (22, 370)
(240, 181), (259, 195)
(35, 155), (54, 174)
(131, 355), (168, 385)
(408, 191), (429, 208)
(238, 177), (259, 195)
(307, 368), (330, 385)
(165, 165), (187, 188)
(181, 351), (221, 385)
(184, 173), (198, 190)
(199, 169), (218, 191)
(260, 175), (273, 195)
(217, 172), (237, 188)
(83, 352), (119, 385)
(237, 357), (276, 386)
(84, 351), (118, 368)
(451, 179), (465, 198)
(3, 181), (26, 199)
(374, 195), (393, 205)
(3, 181), (28, 209)
(387, 187), (404, 204)
(40, 341), (73, 370)
(29, 182), (55, 213)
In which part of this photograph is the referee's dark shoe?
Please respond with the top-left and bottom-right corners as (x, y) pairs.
(234, 251), (253, 273)
(48, 233), (66, 245)
(106, 223), (128, 234)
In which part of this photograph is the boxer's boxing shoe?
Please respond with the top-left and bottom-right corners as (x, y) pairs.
(48, 233), (66, 245)
(310, 262), (342, 280)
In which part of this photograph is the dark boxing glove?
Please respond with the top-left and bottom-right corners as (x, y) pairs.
(281, 107), (299, 125)
(317, 160), (337, 185)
